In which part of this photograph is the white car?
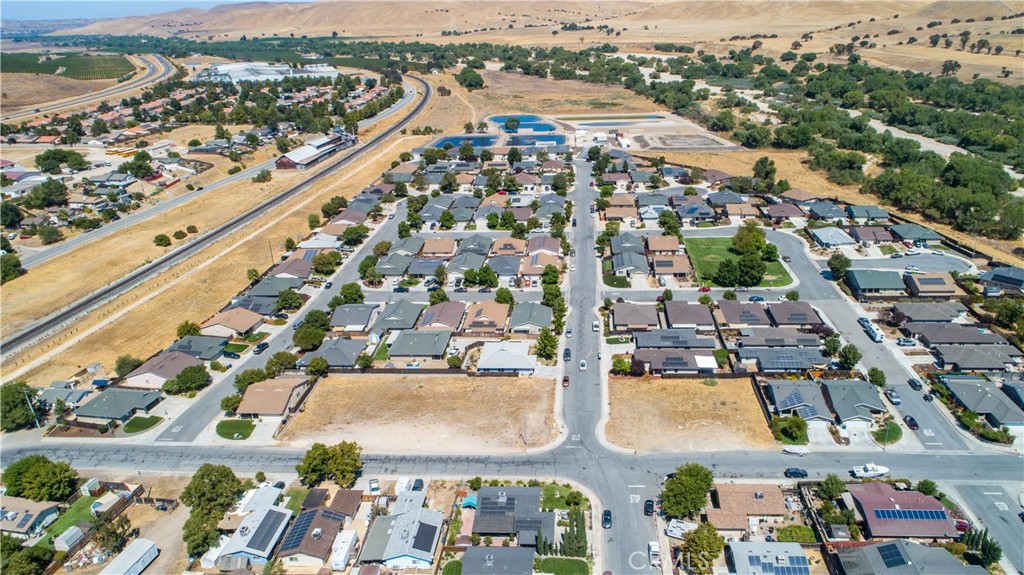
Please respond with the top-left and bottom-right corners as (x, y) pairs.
(570, 264), (576, 272)
(905, 249), (919, 255)
(932, 250), (944, 256)
(566, 329), (573, 338)
(579, 360), (587, 371)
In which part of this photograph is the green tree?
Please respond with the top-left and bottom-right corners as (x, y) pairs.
(541, 264), (560, 285)
(915, 479), (938, 497)
(182, 512), (221, 556)
(2, 455), (77, 501)
(681, 522), (725, 575)
(342, 224), (370, 246)
(447, 355), (463, 369)
(340, 282), (364, 304)
(220, 394), (242, 414)
(661, 463), (714, 519)
(38, 225), (64, 245)
(247, 268), (261, 282)
(818, 473), (846, 501)
(295, 441), (363, 487)
(762, 243), (779, 261)
(276, 288), (304, 311)
(439, 210), (455, 229)
(305, 356), (330, 377)
(1, 202), (23, 229)
(536, 328), (558, 360)
(753, 156), (777, 187)
(308, 213), (321, 230)
(398, 221), (411, 239)
(356, 353), (374, 369)
(429, 289), (450, 305)
(785, 290), (800, 301)
(0, 382), (41, 432)
(182, 463), (244, 515)
(264, 351), (297, 376)
(163, 365), (211, 395)
(455, 67), (485, 90)
(234, 368), (268, 394)
(731, 220), (766, 254)
(868, 367), (886, 387)
(823, 335), (842, 357)
(263, 559), (287, 575)
(736, 253), (767, 287)
(154, 234), (172, 247)
(91, 511), (131, 553)
(837, 344), (862, 369)
(177, 320), (201, 338)
(304, 309), (331, 331)
(114, 355), (144, 377)
(293, 325), (326, 350)
(722, 290), (737, 300)
(827, 253), (851, 278)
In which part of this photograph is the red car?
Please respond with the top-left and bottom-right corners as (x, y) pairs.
(698, 286), (711, 293)
(562, 376), (570, 388)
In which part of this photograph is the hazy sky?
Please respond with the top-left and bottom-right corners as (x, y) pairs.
(2, 0), (308, 21)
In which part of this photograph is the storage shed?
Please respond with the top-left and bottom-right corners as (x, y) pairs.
(100, 538), (158, 575)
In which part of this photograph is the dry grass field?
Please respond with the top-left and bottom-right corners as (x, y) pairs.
(281, 375), (558, 454)
(0, 74), (116, 109)
(606, 376), (775, 452)
(466, 71), (667, 117)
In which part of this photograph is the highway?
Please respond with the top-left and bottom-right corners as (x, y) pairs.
(1, 54), (176, 123)
(1, 76), (431, 358)
(19, 81), (421, 269)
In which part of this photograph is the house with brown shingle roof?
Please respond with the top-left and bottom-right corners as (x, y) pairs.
(604, 206), (638, 226)
(526, 236), (560, 257)
(201, 308), (265, 338)
(236, 377), (308, 417)
(650, 254), (692, 279)
(124, 351), (203, 389)
(480, 195), (508, 208)
(489, 237), (527, 257)
(417, 302), (466, 331)
(328, 489), (363, 519)
(270, 257), (313, 280)
(725, 202), (760, 219)
(646, 235), (680, 255)
(607, 195), (636, 208)
(704, 483), (789, 540)
(278, 507), (344, 568)
(760, 203), (804, 220)
(465, 301), (510, 333)
(522, 253), (561, 277)
(779, 188), (824, 203)
(421, 237), (457, 258)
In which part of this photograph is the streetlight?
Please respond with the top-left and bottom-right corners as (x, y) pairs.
(20, 388), (41, 429)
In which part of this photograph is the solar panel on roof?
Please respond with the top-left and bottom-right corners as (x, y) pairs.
(778, 391), (805, 410)
(877, 543), (907, 568)
(873, 508), (947, 521)
(279, 510), (315, 551)
(15, 513), (33, 529)
(412, 523), (438, 553)
(795, 405), (819, 419)
(919, 277), (946, 285)
(250, 509), (288, 552)
(749, 556), (761, 567)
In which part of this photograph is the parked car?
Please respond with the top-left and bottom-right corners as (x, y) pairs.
(890, 253), (903, 259)
(454, 287), (468, 293)
(904, 265), (920, 272)
(644, 500), (655, 516)
(886, 388), (902, 405)
(570, 264), (576, 272)
(562, 376), (570, 388)
(253, 342), (270, 354)
(393, 286), (410, 293)
(698, 286), (711, 293)
(784, 468), (808, 479)
(905, 248), (919, 255)
(427, 285), (441, 292)
(368, 479), (381, 494)
(579, 360), (587, 371)
(903, 415), (919, 430)
(749, 295), (765, 302)
(223, 351), (241, 360)
(566, 328), (573, 338)
(293, 320), (304, 330)
(908, 378), (923, 391)
(593, 321), (601, 332)
(563, 349), (572, 361)
(324, 281), (332, 289)
(897, 338), (916, 346)
(479, 287), (492, 293)
(411, 479), (424, 491)
(932, 250), (945, 256)
(782, 255), (792, 262)
(924, 393), (934, 402)
(273, 312), (289, 320)
(602, 510), (612, 529)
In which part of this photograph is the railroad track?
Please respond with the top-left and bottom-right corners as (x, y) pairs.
(1, 75), (431, 357)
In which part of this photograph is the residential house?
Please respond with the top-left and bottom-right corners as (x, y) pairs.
(904, 272), (960, 298)
(449, 253), (487, 278)
(805, 201), (846, 221)
(647, 235), (680, 255)
(407, 257), (449, 278)
(526, 236), (560, 257)
(650, 254), (693, 280)
(634, 329), (717, 349)
(846, 205), (889, 223)
(938, 375), (1024, 429)
(607, 195), (636, 208)
(74, 388), (162, 424)
(978, 266), (1024, 295)
(603, 172), (630, 192)
(389, 237), (425, 257)
(358, 491), (442, 570)
(375, 253), (413, 277)
(508, 303), (553, 335)
(330, 304), (378, 331)
(934, 345), (1021, 372)
(465, 301), (510, 333)
(639, 205), (669, 225)
(705, 484), (788, 540)
(477, 341), (537, 375)
(809, 226), (856, 248)
(486, 256), (522, 278)
(458, 234), (493, 256)
(740, 328), (820, 348)
(725, 203), (760, 220)
(609, 232), (645, 255)
(760, 203), (803, 221)
(612, 303), (660, 332)
(848, 482), (958, 539)
(726, 542), (808, 575)
(417, 302), (466, 331)
(124, 351), (203, 389)
(889, 223), (942, 243)
(0, 496), (60, 539)
(676, 201), (716, 225)
(716, 301), (772, 328)
(846, 270), (907, 299)
(766, 380), (834, 425)
(490, 237), (527, 257)
(388, 330), (452, 360)
(766, 302), (823, 328)
(522, 253), (561, 277)
(236, 377), (308, 418)
(421, 238), (457, 258)
(473, 487), (555, 547)
(779, 188), (825, 203)
(166, 335), (227, 361)
(461, 547), (535, 575)
(201, 308), (264, 338)
(371, 300), (423, 333)
(630, 170), (655, 191)
(849, 226), (894, 245)
(278, 507), (346, 570)
(835, 540), (986, 575)
(663, 302), (715, 331)
(632, 349), (717, 375)
(217, 505), (293, 568)
(231, 276), (304, 315)
(903, 323), (1008, 348)
(892, 302), (967, 323)
(612, 252), (648, 277)
(736, 348), (828, 373)
(821, 380), (885, 428)
(707, 190), (746, 205)
(296, 338), (367, 369)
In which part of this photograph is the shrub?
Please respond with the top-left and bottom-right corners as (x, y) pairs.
(227, 166), (242, 175)
(172, 230), (187, 240)
(186, 225), (198, 233)
(153, 234), (171, 247)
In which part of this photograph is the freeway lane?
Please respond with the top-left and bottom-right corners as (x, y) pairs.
(2, 77), (429, 359)
(1, 54), (176, 122)
(20, 81), (421, 269)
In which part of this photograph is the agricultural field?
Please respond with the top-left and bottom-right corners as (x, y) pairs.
(1, 53), (136, 80)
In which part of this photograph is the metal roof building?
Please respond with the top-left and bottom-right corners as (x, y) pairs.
(358, 491), (443, 570)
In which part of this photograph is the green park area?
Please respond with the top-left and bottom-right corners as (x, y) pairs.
(684, 237), (792, 287)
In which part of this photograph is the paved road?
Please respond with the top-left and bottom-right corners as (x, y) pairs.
(20, 82), (420, 269)
(1, 54), (176, 122)
(953, 484), (1024, 574)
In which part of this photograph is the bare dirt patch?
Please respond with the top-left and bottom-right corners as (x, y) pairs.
(606, 376), (775, 452)
(0, 73), (116, 110)
(467, 71), (666, 117)
(281, 375), (557, 454)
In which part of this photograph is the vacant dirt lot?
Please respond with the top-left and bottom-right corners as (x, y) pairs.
(282, 375), (558, 454)
(467, 71), (666, 117)
(607, 375), (774, 452)
(0, 73), (116, 110)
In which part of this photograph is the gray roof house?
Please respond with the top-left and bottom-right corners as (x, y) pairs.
(330, 304), (378, 331)
(375, 253), (413, 276)
(717, 301), (771, 327)
(359, 491), (443, 570)
(805, 201), (846, 220)
(474, 487), (555, 547)
(727, 542), (809, 575)
(676, 202), (716, 222)
(707, 190), (746, 205)
(167, 335), (227, 361)
(486, 256), (522, 277)
(821, 380), (885, 424)
(508, 302), (553, 334)
(249, 276), (304, 298)
(633, 349), (718, 375)
(766, 302), (823, 328)
(809, 226), (856, 248)
(766, 380), (833, 422)
(889, 223), (942, 242)
(477, 341), (536, 374)
(217, 505), (293, 568)
(739, 328), (820, 348)
(388, 330), (452, 359)
(978, 266), (1024, 295)
(74, 388), (162, 423)
(634, 329), (717, 349)
(835, 540), (986, 575)
(458, 234), (494, 255)
(296, 338), (367, 369)
(462, 547), (535, 575)
(934, 345), (1022, 372)
(846, 269), (907, 298)
(612, 252), (648, 277)
(417, 302), (466, 331)
(892, 302), (967, 323)
(610, 232), (645, 255)
(939, 375), (1024, 428)
(663, 302), (715, 330)
(846, 205), (889, 221)
(612, 303), (660, 331)
(372, 300), (423, 332)
(737, 348), (828, 373)
(407, 257), (449, 277)
(903, 323), (1008, 347)
(389, 237), (425, 257)
(448, 252), (487, 276)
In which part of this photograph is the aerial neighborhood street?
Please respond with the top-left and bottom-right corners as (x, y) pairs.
(1, 7), (1024, 575)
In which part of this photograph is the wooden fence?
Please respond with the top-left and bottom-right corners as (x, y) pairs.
(43, 485), (145, 575)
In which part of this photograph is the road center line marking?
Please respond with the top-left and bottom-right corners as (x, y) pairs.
(627, 485), (646, 488)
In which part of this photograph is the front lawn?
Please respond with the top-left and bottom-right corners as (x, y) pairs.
(878, 244), (897, 255)
(223, 343), (249, 354)
(216, 419), (255, 440)
(606, 336), (631, 344)
(242, 332), (270, 342)
(541, 482), (590, 510)
(283, 487), (309, 515)
(38, 496), (99, 549)
(400, 277), (421, 287)
(122, 415), (162, 434)
(537, 558), (589, 575)
(873, 420), (903, 445)
(603, 274), (629, 288)
(442, 561), (463, 575)
(373, 341), (389, 361)
(683, 237), (792, 287)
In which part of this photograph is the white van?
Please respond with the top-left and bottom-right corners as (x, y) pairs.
(648, 541), (661, 567)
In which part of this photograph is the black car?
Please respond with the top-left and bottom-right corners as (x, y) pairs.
(411, 479), (424, 491)
(644, 499), (655, 516)
(784, 468), (808, 479)
(908, 378), (923, 391)
(273, 312), (289, 320)
(324, 281), (332, 289)
(923, 393), (934, 402)
(563, 348), (571, 361)
(479, 287), (492, 293)
(223, 351), (241, 360)
(454, 287), (468, 293)
(903, 415), (920, 430)
(601, 510), (612, 529)
(394, 286), (410, 293)
(253, 342), (270, 355)
(427, 285), (440, 292)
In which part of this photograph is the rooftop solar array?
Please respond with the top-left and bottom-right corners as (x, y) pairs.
(15, 513), (33, 529)
(873, 509), (948, 521)
(250, 509), (288, 552)
(279, 509), (345, 552)
(412, 523), (438, 553)
(877, 543), (908, 568)
(746, 554), (810, 575)
(919, 277), (946, 285)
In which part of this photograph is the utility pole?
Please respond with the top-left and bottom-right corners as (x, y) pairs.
(20, 388), (40, 429)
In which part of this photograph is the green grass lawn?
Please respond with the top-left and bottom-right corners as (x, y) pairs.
(878, 244), (897, 255)
(223, 343), (249, 354)
(606, 336), (631, 344)
(442, 561), (463, 575)
(122, 415), (162, 434)
(537, 558), (589, 575)
(242, 332), (270, 342)
(216, 419), (255, 440)
(283, 487), (309, 515)
(696, 221), (718, 228)
(776, 524), (816, 543)
(373, 341), (389, 361)
(873, 420), (903, 445)
(38, 496), (99, 549)
(541, 482), (590, 510)
(603, 275), (629, 288)
(400, 277), (421, 287)
(683, 237), (793, 287)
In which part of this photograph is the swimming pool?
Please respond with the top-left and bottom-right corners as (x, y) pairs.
(506, 134), (566, 147)
(491, 114), (556, 132)
(431, 135), (498, 148)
